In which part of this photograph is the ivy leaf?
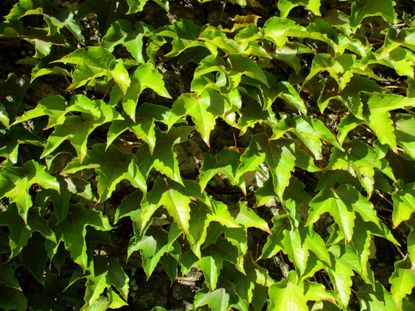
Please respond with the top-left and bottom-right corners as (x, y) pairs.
(55, 47), (130, 92)
(139, 178), (191, 240)
(193, 288), (230, 311)
(236, 138), (266, 181)
(53, 203), (112, 270)
(196, 255), (221, 290)
(389, 259), (415, 308)
(268, 278), (308, 311)
(278, 0), (321, 18)
(292, 116), (342, 160)
(199, 148), (245, 193)
(62, 144), (146, 202)
(13, 95), (67, 129)
(41, 96), (119, 162)
(0, 205), (31, 258)
(256, 136), (296, 200)
(101, 20), (151, 63)
(308, 185), (356, 242)
(392, 182), (415, 228)
(395, 113), (415, 160)
(327, 246), (355, 307)
(366, 94), (415, 151)
(107, 103), (169, 154)
(167, 89), (228, 146)
(235, 202), (271, 234)
(350, 0), (396, 27)
(228, 54), (268, 87)
(0, 160), (59, 222)
(121, 63), (171, 121)
(276, 81), (307, 114)
(126, 0), (149, 13)
(128, 224), (181, 278)
(110, 60), (130, 94)
(83, 272), (108, 309)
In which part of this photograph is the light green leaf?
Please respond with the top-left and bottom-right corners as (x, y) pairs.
(110, 60), (130, 95)
(101, 20), (151, 63)
(196, 255), (221, 290)
(194, 288), (230, 311)
(367, 93), (415, 151)
(396, 113), (415, 160)
(328, 250), (354, 307)
(63, 144), (146, 202)
(14, 95), (67, 129)
(268, 278), (308, 311)
(278, 0), (321, 18)
(107, 103), (169, 154)
(41, 97), (119, 162)
(199, 148), (244, 192)
(167, 89), (227, 146)
(308, 185), (356, 242)
(228, 54), (268, 87)
(54, 203), (112, 270)
(258, 136), (296, 200)
(122, 63), (171, 121)
(276, 81), (307, 114)
(350, 0), (396, 27)
(83, 272), (108, 309)
(128, 224), (181, 278)
(235, 202), (271, 234)
(54, 47), (117, 90)
(392, 182), (415, 228)
(389, 259), (415, 308)
(0, 160), (59, 222)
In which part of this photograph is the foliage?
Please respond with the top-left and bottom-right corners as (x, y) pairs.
(1, 0), (415, 310)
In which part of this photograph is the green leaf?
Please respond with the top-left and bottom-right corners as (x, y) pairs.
(389, 259), (415, 308)
(228, 54), (268, 87)
(107, 103), (169, 154)
(196, 255), (221, 290)
(83, 272), (108, 309)
(167, 89), (227, 146)
(268, 278), (308, 311)
(396, 113), (415, 160)
(101, 20), (151, 63)
(0, 160), (59, 222)
(110, 60), (130, 94)
(53, 203), (112, 270)
(63, 144), (146, 202)
(0, 205), (31, 258)
(199, 148), (244, 192)
(292, 116), (342, 160)
(366, 94), (415, 151)
(126, 0), (151, 13)
(392, 182), (415, 228)
(121, 63), (171, 121)
(54, 47), (130, 91)
(235, 202), (271, 234)
(14, 95), (67, 129)
(139, 178), (191, 240)
(257, 136), (296, 200)
(41, 96), (119, 162)
(128, 224), (181, 278)
(328, 248), (355, 307)
(308, 185), (357, 242)
(194, 288), (230, 311)
(0, 284), (27, 311)
(278, 0), (321, 18)
(350, 0), (396, 27)
(276, 81), (307, 114)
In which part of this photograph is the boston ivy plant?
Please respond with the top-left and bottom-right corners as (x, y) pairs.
(1, 0), (415, 310)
